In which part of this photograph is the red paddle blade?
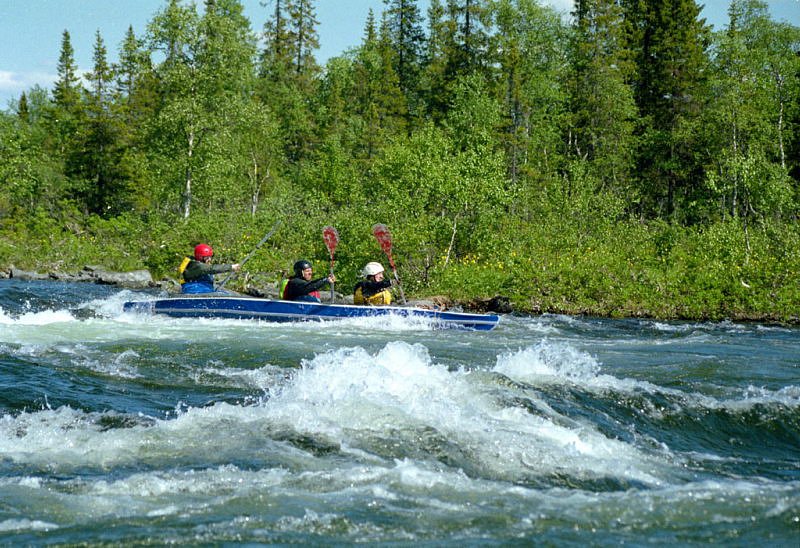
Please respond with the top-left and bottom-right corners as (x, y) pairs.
(371, 223), (393, 255)
(322, 226), (339, 257)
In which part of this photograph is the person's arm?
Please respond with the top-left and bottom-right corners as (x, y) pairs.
(309, 276), (333, 292)
(183, 260), (239, 281)
(209, 263), (240, 274)
(359, 278), (392, 297)
(372, 279), (393, 290)
(285, 276), (331, 299)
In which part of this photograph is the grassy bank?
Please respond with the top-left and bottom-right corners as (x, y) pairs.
(1, 210), (798, 324)
(435, 218), (799, 322)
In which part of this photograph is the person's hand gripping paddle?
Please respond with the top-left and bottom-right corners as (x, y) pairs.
(371, 223), (406, 304)
(322, 226), (339, 303)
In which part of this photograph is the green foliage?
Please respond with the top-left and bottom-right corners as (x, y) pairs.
(1, 0), (799, 323)
(698, 0), (800, 224)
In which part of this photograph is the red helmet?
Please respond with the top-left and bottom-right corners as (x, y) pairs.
(194, 243), (213, 259)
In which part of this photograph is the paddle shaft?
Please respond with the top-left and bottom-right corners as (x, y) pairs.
(329, 260), (335, 302)
(217, 220), (282, 289)
(387, 256), (406, 305)
(322, 226), (339, 303)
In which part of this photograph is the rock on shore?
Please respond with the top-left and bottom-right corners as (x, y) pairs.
(4, 265), (154, 289)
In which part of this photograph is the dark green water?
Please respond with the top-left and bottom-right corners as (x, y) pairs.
(1, 279), (798, 545)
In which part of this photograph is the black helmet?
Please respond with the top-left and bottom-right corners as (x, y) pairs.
(293, 260), (312, 276)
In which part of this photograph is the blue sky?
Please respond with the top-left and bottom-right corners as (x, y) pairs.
(1, 0), (798, 109)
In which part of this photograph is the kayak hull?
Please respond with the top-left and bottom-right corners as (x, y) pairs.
(122, 296), (500, 331)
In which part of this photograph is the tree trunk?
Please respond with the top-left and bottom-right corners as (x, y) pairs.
(182, 129), (194, 219)
(775, 73), (786, 170)
(250, 152), (262, 217)
(443, 213), (459, 269)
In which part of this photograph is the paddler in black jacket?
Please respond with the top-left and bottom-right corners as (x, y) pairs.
(282, 260), (335, 302)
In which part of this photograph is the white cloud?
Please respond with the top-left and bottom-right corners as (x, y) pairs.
(0, 70), (56, 106)
(544, 0), (574, 15)
(0, 70), (23, 91)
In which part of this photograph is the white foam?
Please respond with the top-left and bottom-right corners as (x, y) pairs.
(0, 307), (75, 326)
(494, 340), (601, 383)
(262, 341), (670, 486)
(492, 341), (800, 415)
(84, 349), (143, 379)
(78, 289), (147, 317)
(718, 384), (800, 410)
(0, 340), (672, 487)
(89, 464), (288, 498)
(0, 518), (58, 532)
(200, 363), (288, 391)
(644, 319), (749, 334)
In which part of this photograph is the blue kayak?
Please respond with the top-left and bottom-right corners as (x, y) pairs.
(122, 295), (500, 331)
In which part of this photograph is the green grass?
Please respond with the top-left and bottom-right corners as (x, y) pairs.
(2, 209), (798, 323)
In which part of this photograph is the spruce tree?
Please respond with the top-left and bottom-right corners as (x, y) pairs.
(448, 0), (491, 76)
(422, 0), (491, 120)
(116, 26), (140, 101)
(258, 0), (320, 164)
(17, 93), (29, 124)
(114, 25), (158, 127)
(383, 0), (426, 122)
(288, 0), (320, 79)
(50, 29), (84, 157)
(570, 0), (638, 195)
(88, 30), (111, 103)
(420, 0), (451, 118)
(492, 0), (570, 191)
(628, 0), (711, 219)
(259, 0), (292, 81)
(353, 11), (407, 159)
(69, 30), (131, 216)
(53, 30), (82, 112)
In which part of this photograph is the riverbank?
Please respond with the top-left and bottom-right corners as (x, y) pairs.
(2, 263), (796, 325)
(2, 210), (798, 324)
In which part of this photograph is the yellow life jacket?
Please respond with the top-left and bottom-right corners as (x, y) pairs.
(277, 278), (289, 299)
(178, 256), (191, 284)
(354, 286), (392, 306)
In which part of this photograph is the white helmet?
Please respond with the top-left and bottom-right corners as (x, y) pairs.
(362, 261), (384, 277)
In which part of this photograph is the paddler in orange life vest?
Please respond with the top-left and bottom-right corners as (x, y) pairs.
(354, 262), (393, 306)
(281, 260), (335, 302)
(179, 244), (240, 294)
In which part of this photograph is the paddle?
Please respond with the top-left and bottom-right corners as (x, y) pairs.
(322, 225), (339, 303)
(371, 223), (406, 304)
(217, 220), (282, 290)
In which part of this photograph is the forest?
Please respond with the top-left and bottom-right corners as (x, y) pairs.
(1, 0), (799, 321)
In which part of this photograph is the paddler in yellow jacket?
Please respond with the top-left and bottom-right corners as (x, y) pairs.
(353, 262), (393, 305)
(180, 243), (240, 294)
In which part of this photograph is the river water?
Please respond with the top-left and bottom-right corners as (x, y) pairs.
(0, 279), (798, 545)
